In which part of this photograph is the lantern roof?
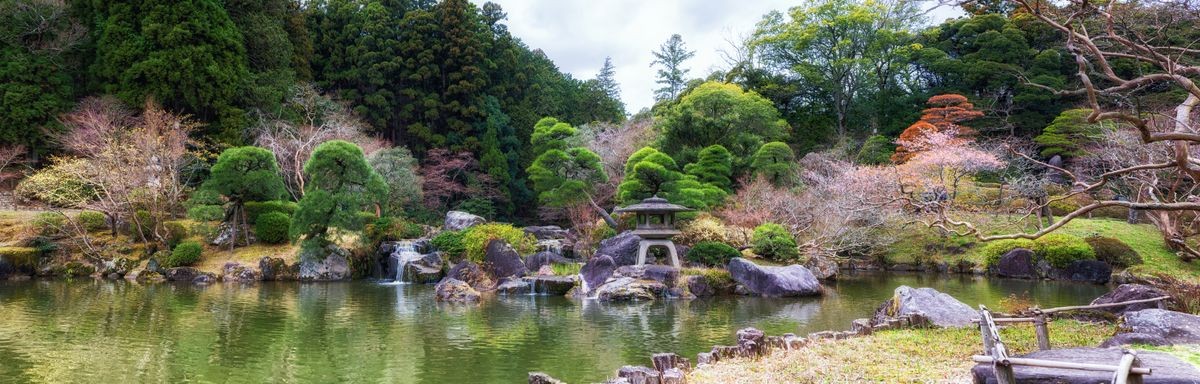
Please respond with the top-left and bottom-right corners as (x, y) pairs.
(614, 195), (692, 213)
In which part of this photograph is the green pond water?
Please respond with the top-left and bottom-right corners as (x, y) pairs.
(0, 273), (1109, 383)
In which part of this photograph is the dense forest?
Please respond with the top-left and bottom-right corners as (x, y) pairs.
(2, 0), (1199, 258)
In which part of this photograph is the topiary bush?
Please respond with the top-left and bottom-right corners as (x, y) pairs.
(255, 212), (291, 244)
(77, 211), (108, 232)
(461, 223), (537, 262)
(751, 223), (799, 261)
(677, 214), (729, 246)
(163, 220), (189, 248)
(1034, 233), (1096, 268)
(1085, 236), (1142, 268)
(687, 241), (741, 267)
(166, 241), (203, 268)
(187, 205), (226, 222)
(431, 230), (466, 257)
(14, 157), (96, 207)
(980, 239), (1036, 268)
(244, 200), (298, 224)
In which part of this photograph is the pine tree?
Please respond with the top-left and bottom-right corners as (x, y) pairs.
(596, 56), (620, 100)
(291, 140), (387, 246)
(650, 34), (695, 101)
(751, 142), (797, 186)
(684, 145), (733, 192)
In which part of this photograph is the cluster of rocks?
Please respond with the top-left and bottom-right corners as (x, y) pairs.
(992, 248), (1112, 284)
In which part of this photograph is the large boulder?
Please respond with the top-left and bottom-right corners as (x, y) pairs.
(526, 275), (577, 296)
(298, 245), (352, 281)
(1124, 309), (1200, 345)
(579, 255), (617, 295)
(443, 211), (485, 232)
(970, 347), (1200, 383)
(686, 275), (734, 297)
(1051, 260), (1112, 284)
(447, 260), (494, 291)
(401, 252), (444, 284)
(595, 277), (665, 301)
(483, 240), (528, 280)
(1089, 284), (1169, 316)
(874, 285), (976, 328)
(496, 277), (532, 295)
(435, 278), (481, 303)
(993, 248), (1037, 279)
(1100, 333), (1173, 348)
(727, 257), (822, 297)
(597, 231), (642, 266)
(804, 254), (839, 280)
(524, 251), (571, 272)
(164, 267), (201, 282)
(221, 262), (259, 282)
(259, 257), (297, 281)
(615, 265), (680, 287)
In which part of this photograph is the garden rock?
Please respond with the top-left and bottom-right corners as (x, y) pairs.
(727, 257), (822, 297)
(525, 275), (576, 296)
(496, 277), (531, 295)
(298, 245), (351, 281)
(597, 231), (642, 266)
(874, 285), (976, 328)
(484, 240), (528, 280)
(970, 347), (1200, 383)
(401, 252), (444, 283)
(1124, 309), (1200, 344)
(580, 255), (617, 295)
(528, 372), (566, 384)
(595, 277), (665, 301)
(221, 262), (259, 282)
(525, 251), (571, 271)
(994, 248), (1037, 279)
(1050, 260), (1112, 284)
(443, 211), (485, 231)
(523, 225), (568, 240)
(447, 260), (494, 291)
(805, 254), (838, 280)
(615, 265), (679, 287)
(164, 267), (201, 282)
(435, 278), (481, 303)
(1089, 284), (1169, 315)
(1100, 333), (1173, 348)
(259, 257), (296, 281)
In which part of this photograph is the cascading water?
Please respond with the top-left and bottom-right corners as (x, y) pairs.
(390, 240), (423, 284)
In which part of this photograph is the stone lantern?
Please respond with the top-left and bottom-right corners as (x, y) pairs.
(614, 195), (692, 268)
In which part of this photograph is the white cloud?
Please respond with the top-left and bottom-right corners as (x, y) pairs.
(471, 1), (964, 113)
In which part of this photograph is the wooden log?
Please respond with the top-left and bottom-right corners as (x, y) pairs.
(971, 317), (1037, 324)
(652, 353), (691, 373)
(1041, 296), (1170, 314)
(971, 356), (1153, 375)
(1034, 314), (1051, 351)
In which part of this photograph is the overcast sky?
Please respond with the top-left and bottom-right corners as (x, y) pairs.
(469, 0), (965, 113)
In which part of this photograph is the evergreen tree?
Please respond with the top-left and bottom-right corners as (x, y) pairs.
(651, 34), (695, 101)
(0, 0), (79, 153)
(684, 145), (734, 192)
(527, 147), (607, 207)
(597, 56), (620, 100)
(225, 0), (297, 112)
(530, 117), (577, 155)
(1035, 109), (1108, 159)
(751, 142), (797, 186)
(618, 147), (682, 203)
(368, 147), (424, 217)
(656, 81), (789, 172)
(203, 146), (288, 247)
(291, 140), (387, 245)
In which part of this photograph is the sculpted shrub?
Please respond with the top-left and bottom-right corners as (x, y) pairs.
(77, 211), (107, 232)
(677, 214), (729, 246)
(751, 223), (799, 261)
(687, 241), (740, 267)
(1085, 236), (1142, 268)
(460, 223), (536, 263)
(166, 241), (203, 267)
(431, 230), (466, 257)
(244, 200), (298, 224)
(1034, 233), (1095, 268)
(255, 212), (291, 245)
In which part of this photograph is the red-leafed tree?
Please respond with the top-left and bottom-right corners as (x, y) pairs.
(892, 94), (984, 163)
(419, 149), (501, 212)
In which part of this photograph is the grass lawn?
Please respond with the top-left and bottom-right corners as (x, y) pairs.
(689, 321), (1117, 383)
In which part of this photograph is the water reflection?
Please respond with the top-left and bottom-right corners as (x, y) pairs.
(0, 274), (1108, 383)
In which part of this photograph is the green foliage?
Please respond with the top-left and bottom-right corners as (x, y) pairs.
(166, 241), (203, 268)
(1085, 236), (1142, 268)
(618, 147), (682, 203)
(187, 206), (226, 222)
(255, 212), (291, 244)
(678, 215), (730, 246)
(32, 213), (65, 236)
(651, 34), (696, 101)
(857, 135), (895, 165)
(752, 223), (799, 261)
(365, 217), (425, 244)
(688, 241), (741, 267)
(1035, 109), (1109, 158)
(455, 198), (497, 220)
(656, 82), (789, 170)
(204, 147), (287, 205)
(369, 147), (424, 217)
(0, 1), (77, 150)
(684, 145), (734, 192)
(1034, 233), (1096, 268)
(14, 158), (96, 208)
(244, 200), (298, 224)
(751, 142), (797, 186)
(460, 223), (537, 263)
(549, 262), (582, 276)
(980, 239), (1036, 268)
(431, 230), (466, 257)
(290, 140), (387, 243)
(164, 220), (189, 248)
(77, 211), (108, 232)
(530, 117), (578, 154)
(131, 210), (156, 240)
(528, 146), (608, 207)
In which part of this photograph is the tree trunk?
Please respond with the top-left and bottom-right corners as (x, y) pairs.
(587, 194), (619, 229)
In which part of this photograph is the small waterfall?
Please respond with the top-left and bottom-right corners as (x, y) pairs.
(391, 241), (422, 284)
(536, 239), (563, 255)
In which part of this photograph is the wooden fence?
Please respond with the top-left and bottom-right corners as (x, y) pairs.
(972, 295), (1169, 384)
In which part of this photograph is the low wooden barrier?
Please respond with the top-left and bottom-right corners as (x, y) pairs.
(972, 295), (1169, 384)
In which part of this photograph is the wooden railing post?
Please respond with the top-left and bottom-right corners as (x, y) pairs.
(1033, 311), (1050, 351)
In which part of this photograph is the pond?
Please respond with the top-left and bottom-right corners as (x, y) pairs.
(0, 273), (1109, 383)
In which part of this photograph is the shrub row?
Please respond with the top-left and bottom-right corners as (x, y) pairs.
(981, 233), (1140, 269)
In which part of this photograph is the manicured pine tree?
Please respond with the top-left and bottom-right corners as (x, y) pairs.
(751, 142), (797, 186)
(203, 147), (288, 248)
(684, 145), (733, 192)
(291, 140), (387, 248)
